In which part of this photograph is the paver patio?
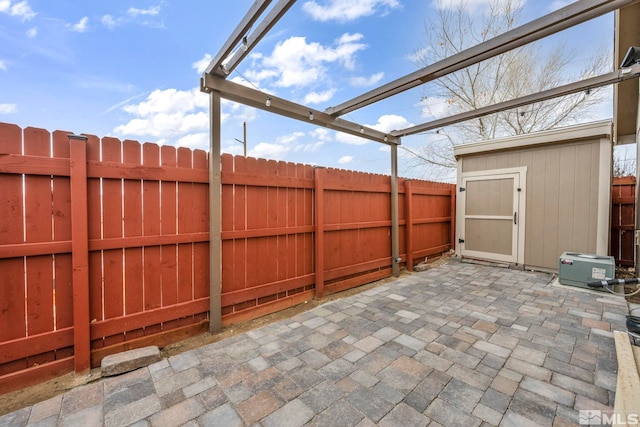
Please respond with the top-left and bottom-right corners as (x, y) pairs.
(0, 260), (630, 426)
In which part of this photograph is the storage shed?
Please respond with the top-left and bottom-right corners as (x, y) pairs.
(454, 120), (613, 271)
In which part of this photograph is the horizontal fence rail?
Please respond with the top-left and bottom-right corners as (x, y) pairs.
(0, 122), (456, 394)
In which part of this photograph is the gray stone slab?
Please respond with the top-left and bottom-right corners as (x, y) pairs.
(262, 399), (314, 427)
(307, 400), (363, 427)
(378, 402), (428, 427)
(104, 394), (161, 427)
(346, 387), (394, 422)
(425, 398), (481, 427)
(198, 403), (243, 427)
(520, 376), (575, 406)
(101, 346), (162, 377)
(148, 397), (205, 427)
(300, 380), (343, 414)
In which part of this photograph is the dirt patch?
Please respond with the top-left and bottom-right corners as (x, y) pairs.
(0, 257), (450, 416)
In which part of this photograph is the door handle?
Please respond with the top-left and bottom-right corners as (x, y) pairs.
(514, 212), (517, 225)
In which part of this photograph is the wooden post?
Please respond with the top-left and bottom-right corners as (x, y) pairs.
(405, 180), (414, 272)
(68, 134), (90, 374)
(209, 91), (222, 332)
(314, 167), (325, 298)
(390, 144), (400, 277)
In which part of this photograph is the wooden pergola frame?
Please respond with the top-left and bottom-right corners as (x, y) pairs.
(202, 0), (640, 332)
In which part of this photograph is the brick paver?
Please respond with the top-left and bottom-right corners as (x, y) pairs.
(0, 260), (630, 426)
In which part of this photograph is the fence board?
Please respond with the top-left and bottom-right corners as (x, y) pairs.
(0, 124), (26, 360)
(160, 145), (178, 331)
(52, 131), (73, 336)
(612, 176), (636, 267)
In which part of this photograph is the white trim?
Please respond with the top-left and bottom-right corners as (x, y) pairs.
(455, 160), (464, 256)
(454, 120), (612, 158)
(461, 167), (529, 178)
(517, 169), (527, 265)
(596, 136), (612, 255)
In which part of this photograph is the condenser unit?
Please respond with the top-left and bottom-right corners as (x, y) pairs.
(558, 252), (615, 291)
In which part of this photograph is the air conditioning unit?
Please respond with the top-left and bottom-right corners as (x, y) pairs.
(558, 252), (615, 290)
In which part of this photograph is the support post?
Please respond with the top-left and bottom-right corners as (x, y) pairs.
(391, 144), (400, 277)
(314, 167), (325, 298)
(209, 91), (222, 332)
(68, 134), (90, 374)
(405, 180), (414, 272)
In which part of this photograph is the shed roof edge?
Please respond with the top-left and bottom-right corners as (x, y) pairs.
(453, 120), (613, 158)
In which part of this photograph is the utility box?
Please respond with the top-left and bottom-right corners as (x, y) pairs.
(558, 252), (615, 290)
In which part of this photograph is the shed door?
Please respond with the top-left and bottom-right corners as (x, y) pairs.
(460, 169), (526, 264)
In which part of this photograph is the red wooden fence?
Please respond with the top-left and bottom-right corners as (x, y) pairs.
(0, 123), (455, 394)
(611, 176), (635, 267)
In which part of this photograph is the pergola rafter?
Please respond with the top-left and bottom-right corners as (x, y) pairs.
(327, 0), (639, 118)
(393, 64), (640, 137)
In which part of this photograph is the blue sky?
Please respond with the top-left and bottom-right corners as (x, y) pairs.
(0, 0), (615, 180)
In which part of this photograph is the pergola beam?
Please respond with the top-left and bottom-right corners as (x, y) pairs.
(223, 0), (297, 75)
(201, 73), (400, 145)
(205, 0), (273, 76)
(327, 0), (640, 117)
(391, 64), (640, 137)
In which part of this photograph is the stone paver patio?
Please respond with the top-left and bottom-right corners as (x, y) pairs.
(0, 260), (630, 426)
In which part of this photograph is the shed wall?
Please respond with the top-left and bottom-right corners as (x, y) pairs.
(460, 138), (608, 270)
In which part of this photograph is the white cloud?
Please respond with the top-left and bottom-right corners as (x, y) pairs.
(0, 60), (6, 72)
(371, 114), (412, 133)
(68, 16), (89, 33)
(192, 53), (212, 74)
(303, 0), (400, 22)
(309, 128), (333, 141)
(304, 89), (336, 104)
(0, 103), (18, 114)
(350, 72), (384, 87)
(127, 6), (161, 17)
(114, 87), (212, 143)
(256, 33), (367, 88)
(26, 26), (36, 37)
(338, 155), (354, 164)
(101, 14), (118, 29)
(246, 131), (325, 160)
(336, 114), (412, 145)
(277, 132), (306, 145)
(406, 47), (431, 64)
(335, 133), (369, 145)
(0, 0), (36, 21)
(100, 5), (162, 29)
(176, 132), (209, 150)
(250, 142), (291, 159)
(418, 96), (450, 120)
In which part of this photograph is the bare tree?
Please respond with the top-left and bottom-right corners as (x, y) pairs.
(613, 145), (637, 177)
(403, 0), (611, 175)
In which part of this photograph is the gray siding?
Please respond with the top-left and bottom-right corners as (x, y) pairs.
(461, 139), (603, 270)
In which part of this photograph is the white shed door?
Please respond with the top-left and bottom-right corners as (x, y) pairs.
(460, 169), (526, 264)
